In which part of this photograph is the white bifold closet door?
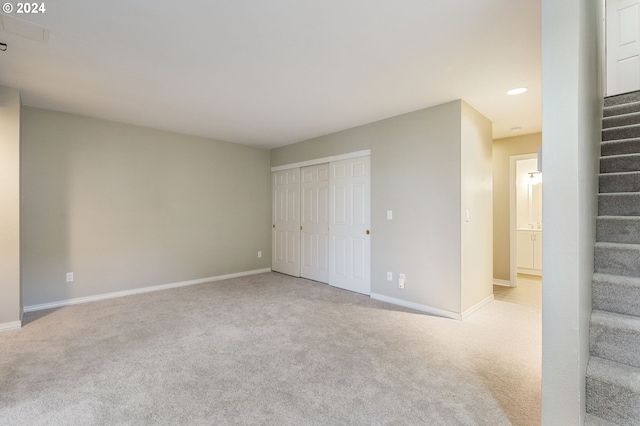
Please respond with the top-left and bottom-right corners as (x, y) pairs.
(328, 157), (371, 295)
(300, 164), (330, 283)
(271, 156), (370, 295)
(272, 168), (300, 277)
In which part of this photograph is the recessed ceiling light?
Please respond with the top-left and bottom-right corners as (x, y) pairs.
(507, 87), (527, 95)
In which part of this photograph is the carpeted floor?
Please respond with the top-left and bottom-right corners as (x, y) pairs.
(0, 272), (541, 425)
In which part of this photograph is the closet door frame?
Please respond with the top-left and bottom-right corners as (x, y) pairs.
(271, 150), (371, 294)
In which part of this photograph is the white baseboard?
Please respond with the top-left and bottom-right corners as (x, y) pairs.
(461, 294), (495, 320)
(370, 293), (461, 320)
(493, 278), (512, 287)
(517, 267), (542, 277)
(0, 320), (22, 332)
(24, 268), (272, 313)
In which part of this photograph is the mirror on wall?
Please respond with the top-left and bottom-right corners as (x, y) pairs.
(516, 158), (542, 230)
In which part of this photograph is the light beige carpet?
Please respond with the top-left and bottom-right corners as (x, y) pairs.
(0, 272), (541, 425)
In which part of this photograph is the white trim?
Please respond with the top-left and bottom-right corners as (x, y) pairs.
(0, 321), (22, 332)
(23, 268), (272, 313)
(461, 294), (494, 320)
(517, 267), (542, 277)
(493, 278), (513, 287)
(370, 293), (461, 320)
(271, 149), (371, 172)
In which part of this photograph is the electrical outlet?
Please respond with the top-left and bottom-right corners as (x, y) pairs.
(258, 251), (262, 258)
(387, 271), (393, 281)
(66, 272), (74, 283)
(398, 273), (405, 289)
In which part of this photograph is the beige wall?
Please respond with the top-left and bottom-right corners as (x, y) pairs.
(492, 133), (542, 282)
(0, 86), (22, 327)
(272, 100), (493, 316)
(461, 102), (493, 312)
(21, 107), (272, 307)
(541, 0), (604, 423)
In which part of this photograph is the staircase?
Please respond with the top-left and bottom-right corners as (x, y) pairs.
(586, 91), (640, 425)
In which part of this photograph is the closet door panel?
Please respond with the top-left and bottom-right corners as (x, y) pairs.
(329, 157), (371, 295)
(272, 169), (300, 277)
(300, 164), (330, 283)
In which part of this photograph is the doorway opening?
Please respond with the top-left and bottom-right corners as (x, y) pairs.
(494, 153), (542, 308)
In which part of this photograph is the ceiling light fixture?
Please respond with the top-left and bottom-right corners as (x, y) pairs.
(0, 43), (6, 52)
(507, 87), (527, 95)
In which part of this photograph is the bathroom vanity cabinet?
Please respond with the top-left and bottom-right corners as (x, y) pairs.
(516, 229), (542, 275)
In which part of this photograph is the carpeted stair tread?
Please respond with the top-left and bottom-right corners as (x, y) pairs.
(599, 192), (640, 216)
(603, 111), (640, 129)
(605, 91), (640, 107)
(604, 101), (640, 118)
(590, 310), (640, 368)
(601, 153), (640, 173)
(586, 356), (640, 425)
(585, 413), (625, 426)
(601, 138), (640, 156)
(593, 273), (640, 317)
(597, 216), (640, 244)
(600, 172), (640, 193)
(603, 124), (640, 142)
(594, 242), (640, 278)
(590, 92), (640, 425)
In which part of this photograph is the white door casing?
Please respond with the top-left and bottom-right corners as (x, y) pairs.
(272, 169), (300, 277)
(607, 0), (640, 95)
(300, 164), (330, 283)
(329, 157), (371, 295)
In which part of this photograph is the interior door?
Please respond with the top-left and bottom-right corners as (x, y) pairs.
(272, 169), (300, 276)
(301, 164), (330, 283)
(607, 0), (640, 95)
(329, 157), (371, 295)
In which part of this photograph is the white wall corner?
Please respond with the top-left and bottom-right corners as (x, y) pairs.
(461, 294), (495, 320)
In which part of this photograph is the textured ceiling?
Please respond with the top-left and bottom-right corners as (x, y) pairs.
(0, 0), (541, 148)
